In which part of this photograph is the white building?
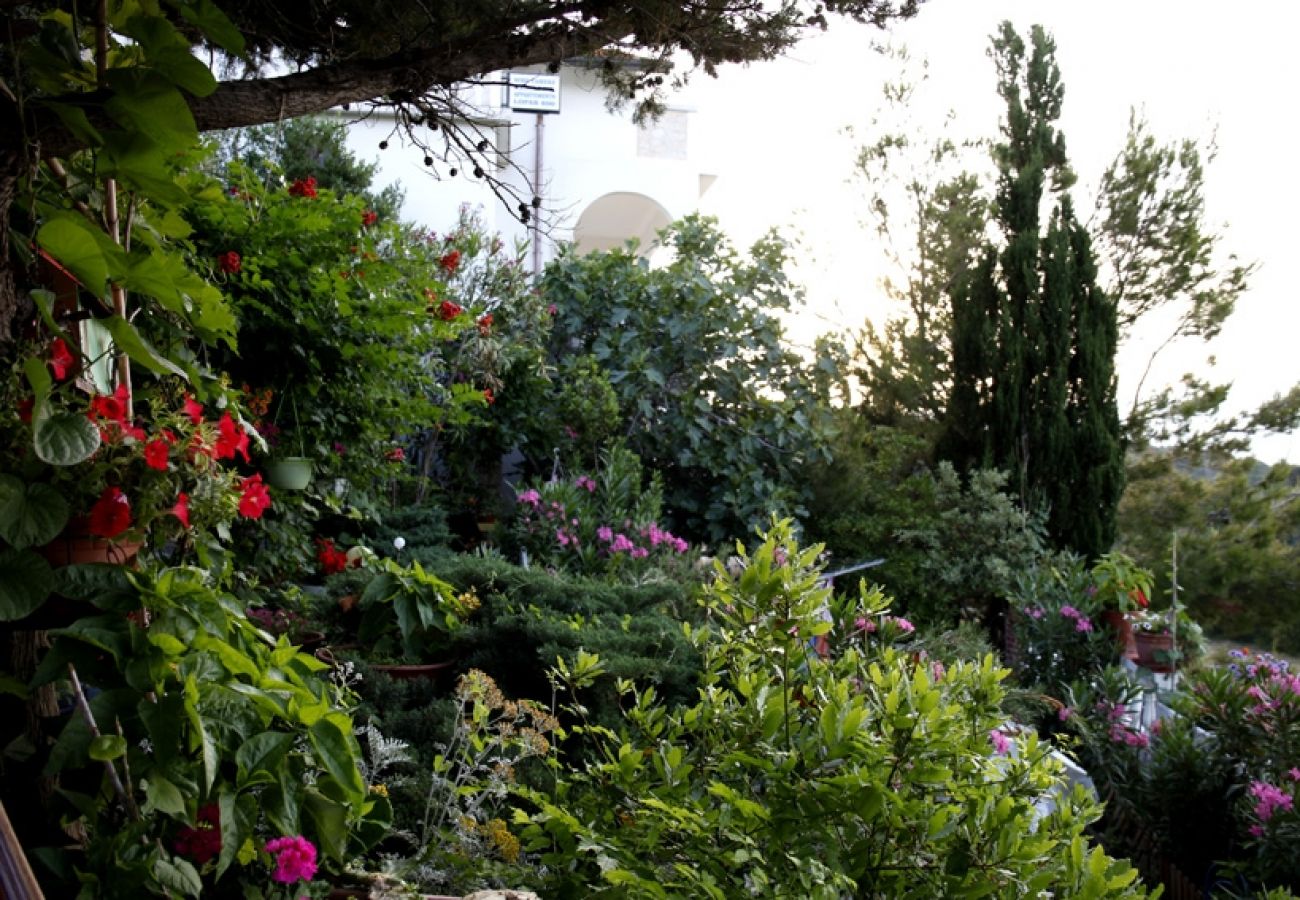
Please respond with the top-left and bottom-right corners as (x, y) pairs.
(339, 62), (718, 273)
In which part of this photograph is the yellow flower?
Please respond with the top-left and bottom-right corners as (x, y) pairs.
(369, 783), (389, 797)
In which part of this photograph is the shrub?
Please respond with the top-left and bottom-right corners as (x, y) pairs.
(515, 522), (1153, 898)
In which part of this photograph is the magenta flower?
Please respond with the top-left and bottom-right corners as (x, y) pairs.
(989, 729), (1012, 756)
(1074, 616), (1093, 633)
(630, 546), (648, 559)
(517, 489), (541, 506)
(597, 526), (613, 542)
(575, 475), (596, 492)
(265, 835), (317, 883)
(1250, 781), (1294, 822)
(610, 533), (635, 554)
(1058, 706), (1074, 722)
(889, 616), (915, 634)
(1060, 605), (1081, 619)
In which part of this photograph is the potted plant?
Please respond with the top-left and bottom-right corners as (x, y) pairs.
(1129, 606), (1204, 672)
(1089, 552), (1155, 659)
(0, 342), (271, 622)
(354, 558), (479, 679)
(262, 387), (315, 490)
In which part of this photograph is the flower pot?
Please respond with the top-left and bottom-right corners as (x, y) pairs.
(265, 456), (314, 490)
(372, 660), (455, 683)
(1100, 609), (1137, 660)
(38, 530), (142, 567)
(1133, 631), (1177, 672)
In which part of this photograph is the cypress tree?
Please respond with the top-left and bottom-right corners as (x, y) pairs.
(939, 22), (1124, 559)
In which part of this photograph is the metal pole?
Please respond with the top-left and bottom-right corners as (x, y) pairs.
(531, 112), (543, 278)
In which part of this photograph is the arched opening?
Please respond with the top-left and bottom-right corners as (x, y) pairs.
(573, 192), (672, 256)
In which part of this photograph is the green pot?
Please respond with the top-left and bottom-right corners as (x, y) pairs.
(265, 456), (314, 490)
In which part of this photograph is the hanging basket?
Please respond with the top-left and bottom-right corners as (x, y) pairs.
(265, 456), (314, 490)
(38, 521), (142, 567)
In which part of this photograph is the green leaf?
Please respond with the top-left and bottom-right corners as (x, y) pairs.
(102, 316), (187, 378)
(142, 775), (187, 816)
(0, 549), (54, 621)
(123, 16), (218, 97)
(34, 411), (101, 466)
(153, 856), (202, 898)
(302, 789), (349, 862)
(0, 475), (70, 548)
(37, 216), (111, 297)
(235, 731), (294, 786)
(88, 734), (127, 761)
(170, 0), (245, 54)
(0, 674), (30, 699)
(103, 70), (197, 155)
(308, 717), (366, 800)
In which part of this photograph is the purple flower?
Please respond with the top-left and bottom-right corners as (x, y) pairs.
(1058, 706), (1074, 722)
(1060, 605), (1081, 619)
(1250, 781), (1294, 822)
(989, 729), (1012, 756)
(1074, 616), (1093, 633)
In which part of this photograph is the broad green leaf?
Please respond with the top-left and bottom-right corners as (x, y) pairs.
(235, 731), (294, 785)
(0, 549), (54, 621)
(170, 0), (246, 54)
(0, 475), (69, 548)
(123, 16), (218, 96)
(34, 411), (101, 466)
(142, 775), (187, 816)
(23, 353), (53, 402)
(88, 734), (127, 761)
(103, 70), (197, 154)
(302, 789), (349, 862)
(45, 101), (103, 147)
(100, 131), (191, 207)
(152, 856), (202, 898)
(37, 216), (111, 296)
(102, 316), (187, 378)
(308, 717), (366, 798)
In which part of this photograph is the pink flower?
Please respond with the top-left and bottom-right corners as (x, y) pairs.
(1074, 616), (1094, 633)
(673, 537), (689, 554)
(1288, 767), (1300, 782)
(556, 529), (571, 547)
(890, 616), (915, 634)
(575, 475), (596, 492)
(610, 534), (635, 554)
(855, 617), (877, 634)
(1058, 706), (1074, 722)
(1025, 606), (1044, 620)
(517, 489), (540, 506)
(597, 526), (613, 542)
(1250, 781), (1294, 823)
(630, 546), (648, 559)
(264, 835), (318, 883)
(1060, 605), (1081, 619)
(989, 729), (1012, 756)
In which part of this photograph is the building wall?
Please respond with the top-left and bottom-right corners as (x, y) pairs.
(338, 65), (714, 272)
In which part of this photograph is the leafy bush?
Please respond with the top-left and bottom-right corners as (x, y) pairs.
(540, 215), (835, 543)
(516, 522), (1153, 898)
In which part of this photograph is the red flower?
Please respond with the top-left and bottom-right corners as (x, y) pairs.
(182, 394), (204, 425)
(49, 338), (76, 381)
(17, 396), (34, 424)
(477, 313), (493, 336)
(88, 486), (132, 539)
(385, 447), (406, 462)
(361, 210), (378, 227)
(217, 251), (241, 274)
(143, 437), (171, 471)
(174, 804), (221, 865)
(88, 383), (130, 427)
(1132, 588), (1149, 609)
(438, 300), (463, 321)
(439, 249), (461, 274)
(288, 176), (318, 198)
(483, 387), (495, 405)
(237, 474), (272, 519)
(315, 538), (350, 575)
(215, 412), (250, 463)
(172, 493), (191, 529)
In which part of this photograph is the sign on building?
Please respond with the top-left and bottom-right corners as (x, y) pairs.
(507, 72), (561, 114)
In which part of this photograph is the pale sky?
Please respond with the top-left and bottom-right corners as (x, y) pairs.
(691, 0), (1300, 462)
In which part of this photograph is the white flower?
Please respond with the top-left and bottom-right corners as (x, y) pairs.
(393, 536), (406, 551)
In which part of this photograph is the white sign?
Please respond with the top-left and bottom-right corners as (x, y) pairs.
(508, 72), (561, 113)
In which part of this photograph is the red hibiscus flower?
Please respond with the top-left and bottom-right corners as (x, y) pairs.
(288, 176), (318, 198)
(361, 210), (378, 227)
(49, 338), (76, 381)
(438, 300), (463, 321)
(18, 396), (34, 424)
(439, 249), (461, 274)
(214, 412), (250, 463)
(385, 447), (405, 462)
(477, 313), (493, 336)
(217, 251), (241, 274)
(182, 395), (203, 426)
(88, 486), (132, 538)
(237, 474), (272, 519)
(482, 387), (495, 405)
(171, 493), (191, 529)
(88, 383), (130, 426)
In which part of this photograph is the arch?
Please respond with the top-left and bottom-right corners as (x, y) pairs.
(573, 191), (672, 256)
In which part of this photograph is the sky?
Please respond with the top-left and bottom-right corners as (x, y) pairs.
(689, 0), (1300, 463)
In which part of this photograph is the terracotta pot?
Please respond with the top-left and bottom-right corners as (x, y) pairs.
(372, 660), (454, 683)
(1133, 631), (1177, 672)
(38, 531), (143, 567)
(1100, 609), (1137, 660)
